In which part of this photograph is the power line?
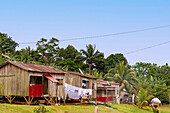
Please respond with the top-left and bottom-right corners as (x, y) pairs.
(18, 24), (170, 44)
(60, 25), (170, 41)
(124, 40), (170, 55)
(19, 42), (38, 44)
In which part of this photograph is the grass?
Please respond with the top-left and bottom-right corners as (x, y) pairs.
(160, 104), (170, 107)
(0, 103), (58, 113)
(57, 105), (120, 113)
(112, 104), (170, 113)
(0, 103), (169, 113)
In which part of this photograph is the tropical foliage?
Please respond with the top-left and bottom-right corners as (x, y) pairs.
(105, 61), (137, 92)
(137, 88), (151, 108)
(75, 44), (104, 74)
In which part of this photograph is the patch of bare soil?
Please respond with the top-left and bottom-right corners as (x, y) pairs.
(61, 103), (92, 106)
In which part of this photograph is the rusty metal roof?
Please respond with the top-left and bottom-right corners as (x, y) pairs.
(97, 79), (119, 85)
(6, 61), (65, 74)
(97, 86), (116, 88)
(66, 71), (97, 79)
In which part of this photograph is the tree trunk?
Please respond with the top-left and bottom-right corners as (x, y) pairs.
(89, 63), (92, 75)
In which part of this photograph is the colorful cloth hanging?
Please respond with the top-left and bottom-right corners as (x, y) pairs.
(65, 83), (92, 99)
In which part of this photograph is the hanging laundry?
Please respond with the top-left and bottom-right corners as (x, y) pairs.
(65, 83), (92, 99)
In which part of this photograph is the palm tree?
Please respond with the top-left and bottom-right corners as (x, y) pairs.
(105, 61), (138, 92)
(75, 44), (104, 75)
(91, 70), (106, 79)
(105, 61), (138, 103)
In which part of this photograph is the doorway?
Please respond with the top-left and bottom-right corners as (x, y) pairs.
(43, 77), (48, 94)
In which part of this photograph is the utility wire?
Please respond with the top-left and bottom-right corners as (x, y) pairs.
(60, 25), (170, 41)
(19, 42), (37, 44)
(18, 24), (170, 44)
(124, 40), (170, 55)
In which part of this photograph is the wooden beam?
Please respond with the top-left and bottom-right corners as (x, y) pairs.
(56, 84), (58, 103)
(24, 97), (34, 105)
(11, 96), (16, 102)
(43, 96), (54, 105)
(6, 96), (15, 104)
(30, 97), (34, 104)
(44, 97), (50, 105)
(6, 96), (10, 103)
(24, 97), (29, 104)
(0, 74), (15, 77)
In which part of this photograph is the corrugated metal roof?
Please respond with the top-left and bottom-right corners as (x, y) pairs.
(7, 61), (65, 74)
(44, 75), (59, 83)
(0, 61), (96, 79)
(97, 79), (119, 85)
(97, 86), (116, 88)
(66, 71), (97, 79)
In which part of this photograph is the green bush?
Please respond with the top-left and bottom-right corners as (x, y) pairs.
(142, 106), (151, 110)
(33, 106), (49, 113)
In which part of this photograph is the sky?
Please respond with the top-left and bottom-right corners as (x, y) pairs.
(0, 0), (170, 65)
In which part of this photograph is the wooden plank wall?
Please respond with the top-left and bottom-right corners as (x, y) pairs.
(48, 73), (65, 97)
(91, 79), (97, 98)
(0, 64), (97, 99)
(65, 73), (97, 98)
(0, 64), (29, 96)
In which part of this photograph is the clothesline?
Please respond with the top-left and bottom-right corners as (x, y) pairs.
(65, 83), (92, 99)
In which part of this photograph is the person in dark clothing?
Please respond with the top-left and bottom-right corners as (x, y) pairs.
(152, 105), (159, 113)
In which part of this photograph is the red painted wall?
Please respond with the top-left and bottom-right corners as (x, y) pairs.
(29, 84), (43, 97)
(96, 97), (112, 102)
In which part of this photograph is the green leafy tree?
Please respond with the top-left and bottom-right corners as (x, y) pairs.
(58, 45), (81, 60)
(57, 45), (83, 72)
(0, 32), (18, 54)
(14, 46), (40, 63)
(104, 53), (127, 74)
(75, 44), (104, 75)
(133, 62), (170, 104)
(0, 53), (6, 65)
(132, 62), (153, 80)
(36, 38), (59, 64)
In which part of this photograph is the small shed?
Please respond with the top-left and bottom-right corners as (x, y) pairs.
(97, 80), (119, 103)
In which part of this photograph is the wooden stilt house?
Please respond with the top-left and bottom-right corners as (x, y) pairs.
(97, 80), (120, 103)
(0, 61), (65, 104)
(0, 61), (97, 104)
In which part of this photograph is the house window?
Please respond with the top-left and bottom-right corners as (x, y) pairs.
(97, 90), (102, 97)
(104, 90), (106, 95)
(97, 90), (102, 93)
(30, 76), (42, 84)
(56, 79), (63, 85)
(82, 80), (89, 89)
(92, 83), (95, 89)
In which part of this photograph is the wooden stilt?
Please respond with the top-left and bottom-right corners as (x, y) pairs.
(43, 96), (54, 105)
(56, 84), (58, 103)
(29, 97), (30, 103)
(11, 96), (15, 103)
(6, 96), (16, 104)
(24, 97), (34, 105)
(63, 99), (65, 105)
(24, 97), (29, 104)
